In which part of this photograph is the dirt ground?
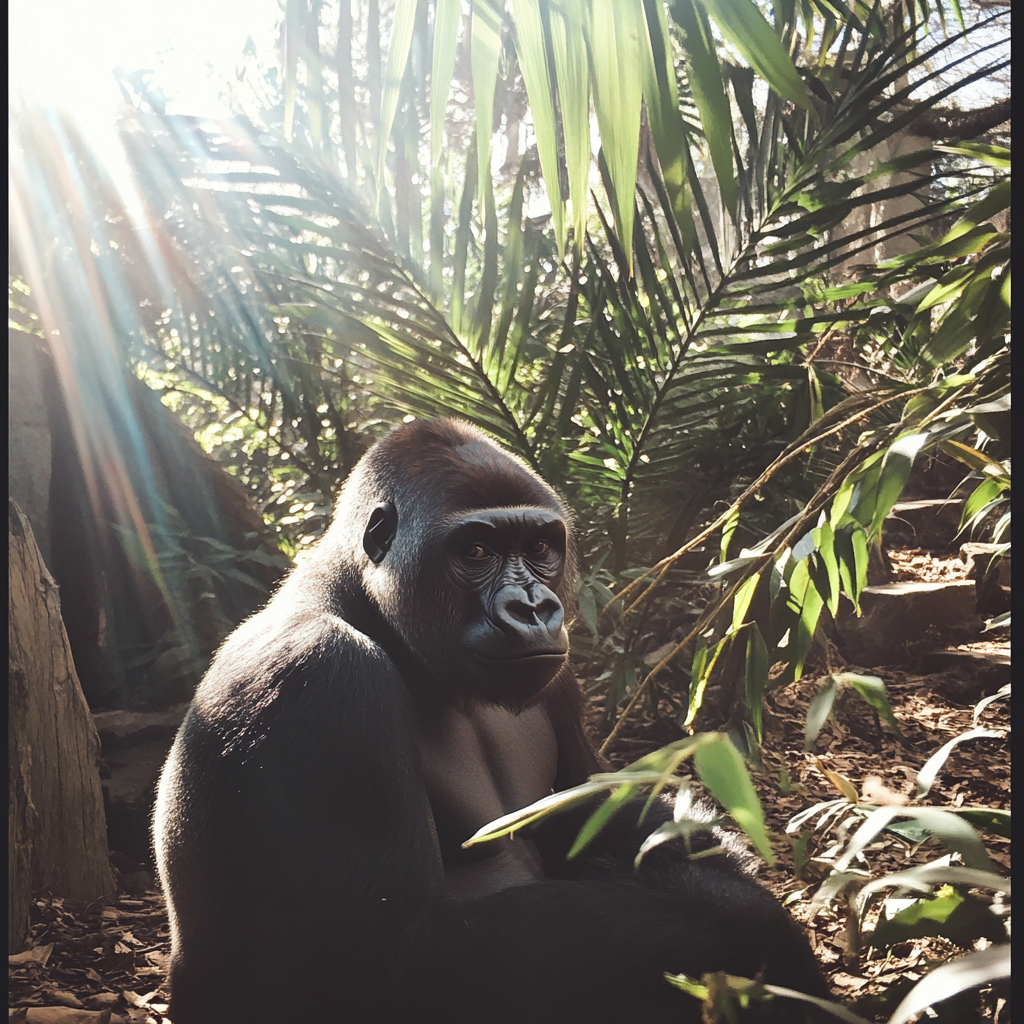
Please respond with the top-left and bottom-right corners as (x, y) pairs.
(9, 554), (1010, 1024)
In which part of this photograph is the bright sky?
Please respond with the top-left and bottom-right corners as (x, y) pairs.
(9, 0), (281, 128)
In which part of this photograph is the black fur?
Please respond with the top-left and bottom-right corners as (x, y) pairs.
(154, 418), (828, 1023)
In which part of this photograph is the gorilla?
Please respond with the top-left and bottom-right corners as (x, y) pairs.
(154, 417), (827, 1024)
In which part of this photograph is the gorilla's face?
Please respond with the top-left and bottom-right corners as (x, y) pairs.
(361, 500), (570, 707)
(443, 506), (569, 705)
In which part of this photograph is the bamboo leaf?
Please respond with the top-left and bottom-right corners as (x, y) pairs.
(805, 676), (837, 750)
(694, 734), (774, 864)
(915, 727), (1004, 799)
(868, 432), (928, 540)
(745, 625), (769, 744)
(814, 522), (840, 617)
(840, 672), (903, 738)
(568, 783), (637, 858)
(888, 945), (1009, 1024)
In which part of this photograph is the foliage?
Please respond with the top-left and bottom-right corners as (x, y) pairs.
(600, 148), (1010, 746)
(783, 687), (1010, 1020)
(109, 503), (289, 700)
(9, 1), (1010, 726)
(476, 680), (1010, 1021)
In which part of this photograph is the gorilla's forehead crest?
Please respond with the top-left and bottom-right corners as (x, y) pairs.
(373, 418), (560, 513)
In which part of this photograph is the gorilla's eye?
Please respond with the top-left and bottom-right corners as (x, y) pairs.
(526, 539), (550, 556)
(465, 543), (489, 560)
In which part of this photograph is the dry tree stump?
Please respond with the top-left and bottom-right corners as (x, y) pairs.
(9, 501), (113, 951)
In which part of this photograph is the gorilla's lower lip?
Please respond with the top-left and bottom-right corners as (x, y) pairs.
(472, 651), (567, 664)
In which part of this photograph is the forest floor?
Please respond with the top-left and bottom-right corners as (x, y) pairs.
(9, 550), (1010, 1024)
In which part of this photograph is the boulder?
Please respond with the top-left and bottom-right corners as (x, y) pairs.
(914, 647), (1010, 702)
(960, 543), (1011, 617)
(884, 499), (965, 550)
(837, 580), (982, 666)
(92, 706), (187, 865)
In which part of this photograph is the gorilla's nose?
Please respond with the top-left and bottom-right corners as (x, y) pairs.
(493, 584), (564, 640)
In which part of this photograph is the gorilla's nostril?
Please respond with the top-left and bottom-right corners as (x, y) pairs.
(497, 588), (564, 633)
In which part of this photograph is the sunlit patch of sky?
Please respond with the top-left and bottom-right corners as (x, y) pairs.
(9, 1), (281, 137)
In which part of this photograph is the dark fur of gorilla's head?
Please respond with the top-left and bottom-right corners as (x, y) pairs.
(320, 419), (578, 709)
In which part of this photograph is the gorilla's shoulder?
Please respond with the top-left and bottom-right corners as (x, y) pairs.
(189, 605), (401, 736)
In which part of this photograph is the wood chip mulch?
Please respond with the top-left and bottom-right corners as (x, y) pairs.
(9, 555), (1010, 1023)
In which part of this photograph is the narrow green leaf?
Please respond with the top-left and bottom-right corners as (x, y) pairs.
(858, 865), (1011, 906)
(428, 164), (446, 302)
(509, 0), (565, 254)
(829, 481), (854, 528)
(698, 0), (812, 110)
(781, 556), (823, 684)
(973, 683), (1011, 725)
(463, 780), (613, 844)
(471, 0), (502, 218)
(451, 134), (477, 332)
(941, 439), (1009, 480)
(960, 477), (1001, 532)
(375, 0), (420, 208)
(430, 0), (461, 168)
(283, 0), (305, 141)
(934, 142), (1010, 169)
(953, 807), (1010, 838)
(694, 734), (774, 864)
(868, 432), (928, 539)
(641, 0), (697, 239)
(671, 0), (735, 220)
(804, 676), (837, 750)
(837, 806), (992, 873)
(839, 672), (903, 738)
(568, 784), (637, 858)
(588, 0), (645, 275)
(745, 625), (769, 744)
(888, 945), (1009, 1024)
(814, 522), (840, 618)
(730, 573), (759, 631)
(872, 888), (1006, 949)
(940, 180), (1011, 245)
(720, 504), (740, 562)
(839, 525), (869, 609)
(915, 728), (1003, 799)
(548, 0), (590, 251)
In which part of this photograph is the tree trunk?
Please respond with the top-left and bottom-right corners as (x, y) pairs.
(8, 501), (114, 951)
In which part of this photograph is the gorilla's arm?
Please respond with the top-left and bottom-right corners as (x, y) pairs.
(156, 611), (443, 1023)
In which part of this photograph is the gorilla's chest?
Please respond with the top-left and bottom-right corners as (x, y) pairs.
(416, 702), (558, 892)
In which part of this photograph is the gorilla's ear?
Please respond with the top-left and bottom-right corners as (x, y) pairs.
(363, 502), (398, 564)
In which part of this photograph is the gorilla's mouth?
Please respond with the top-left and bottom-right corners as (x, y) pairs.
(472, 650), (567, 665)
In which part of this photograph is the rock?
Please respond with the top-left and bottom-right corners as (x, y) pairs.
(837, 580), (982, 666)
(915, 648), (1011, 701)
(91, 706), (188, 748)
(884, 499), (965, 550)
(100, 739), (178, 809)
(92, 705), (188, 865)
(960, 543), (1011, 617)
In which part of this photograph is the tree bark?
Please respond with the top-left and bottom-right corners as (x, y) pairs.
(9, 502), (114, 951)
